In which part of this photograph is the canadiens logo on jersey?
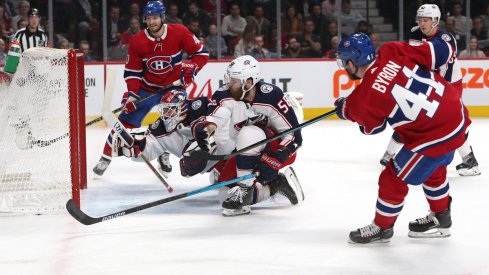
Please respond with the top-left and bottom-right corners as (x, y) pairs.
(146, 55), (174, 75)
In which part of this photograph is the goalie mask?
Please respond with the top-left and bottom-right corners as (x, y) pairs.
(158, 90), (188, 132)
(224, 55), (260, 100)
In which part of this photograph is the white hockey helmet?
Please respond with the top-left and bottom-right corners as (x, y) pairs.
(224, 55), (260, 100)
(416, 4), (441, 27)
(158, 89), (188, 132)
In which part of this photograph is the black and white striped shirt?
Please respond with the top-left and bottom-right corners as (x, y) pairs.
(14, 28), (48, 52)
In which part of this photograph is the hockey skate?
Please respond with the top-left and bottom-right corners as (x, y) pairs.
(349, 223), (394, 244)
(222, 184), (254, 217)
(93, 156), (111, 176)
(408, 197), (452, 238)
(157, 152), (172, 177)
(456, 147), (481, 176)
(379, 151), (394, 166)
(269, 167), (304, 205)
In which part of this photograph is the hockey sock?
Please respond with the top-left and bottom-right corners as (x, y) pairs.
(457, 139), (472, 158)
(386, 133), (402, 155)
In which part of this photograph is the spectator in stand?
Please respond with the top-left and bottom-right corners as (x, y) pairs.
(323, 35), (339, 58)
(282, 36), (307, 58)
(203, 0), (227, 25)
(322, 0), (339, 16)
(10, 0), (29, 33)
(126, 2), (142, 26)
(57, 37), (69, 49)
(222, 3), (247, 45)
(268, 23), (287, 53)
(0, 38), (6, 65)
(0, 5), (12, 39)
(334, 0), (364, 35)
(307, 3), (332, 37)
(470, 16), (487, 41)
(458, 36), (487, 58)
(246, 34), (277, 59)
(245, 5), (271, 39)
(119, 16), (140, 51)
(73, 0), (98, 48)
(234, 23), (256, 57)
(444, 17), (466, 51)
(107, 5), (128, 60)
(165, 3), (183, 24)
(79, 40), (93, 62)
(187, 18), (203, 38)
(357, 20), (371, 35)
(182, 2), (211, 36)
(370, 32), (380, 54)
(281, 5), (304, 37)
(297, 18), (322, 57)
(321, 20), (338, 53)
(447, 2), (472, 37)
(205, 24), (227, 59)
(16, 18), (27, 31)
(0, 0), (14, 19)
(480, 4), (489, 30)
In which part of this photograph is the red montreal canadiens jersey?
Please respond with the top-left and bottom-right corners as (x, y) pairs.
(343, 42), (471, 158)
(124, 24), (209, 92)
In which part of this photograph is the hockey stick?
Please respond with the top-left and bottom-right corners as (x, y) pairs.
(190, 108), (338, 161)
(103, 69), (173, 193)
(66, 173), (255, 225)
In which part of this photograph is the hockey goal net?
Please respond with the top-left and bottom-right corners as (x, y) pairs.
(0, 47), (86, 214)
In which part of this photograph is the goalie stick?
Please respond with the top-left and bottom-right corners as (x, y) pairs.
(190, 108), (338, 161)
(103, 69), (173, 193)
(66, 173), (255, 225)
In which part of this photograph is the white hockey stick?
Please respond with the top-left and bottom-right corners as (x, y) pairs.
(103, 69), (173, 193)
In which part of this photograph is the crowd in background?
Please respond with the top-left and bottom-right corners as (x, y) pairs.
(0, 0), (488, 65)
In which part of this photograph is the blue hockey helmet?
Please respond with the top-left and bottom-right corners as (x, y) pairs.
(336, 33), (375, 69)
(143, 1), (166, 18)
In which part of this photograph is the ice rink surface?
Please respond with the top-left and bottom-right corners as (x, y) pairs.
(1, 119), (488, 275)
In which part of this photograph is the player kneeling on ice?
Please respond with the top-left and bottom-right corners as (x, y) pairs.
(191, 55), (305, 216)
(113, 90), (220, 178)
(334, 33), (470, 244)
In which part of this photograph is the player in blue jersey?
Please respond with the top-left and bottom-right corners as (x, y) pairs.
(191, 55), (304, 216)
(380, 4), (480, 176)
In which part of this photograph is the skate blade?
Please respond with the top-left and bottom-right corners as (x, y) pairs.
(457, 167), (481, 176)
(408, 228), (451, 238)
(222, 206), (251, 217)
(284, 167), (305, 202)
(348, 238), (392, 245)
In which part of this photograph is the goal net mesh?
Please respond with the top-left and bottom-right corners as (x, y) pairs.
(0, 48), (74, 213)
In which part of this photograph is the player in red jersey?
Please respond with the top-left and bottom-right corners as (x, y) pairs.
(380, 4), (480, 176)
(334, 33), (470, 244)
(93, 1), (209, 176)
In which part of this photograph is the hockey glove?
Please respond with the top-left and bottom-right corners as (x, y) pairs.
(180, 61), (198, 87)
(334, 97), (350, 120)
(121, 91), (140, 114)
(191, 121), (216, 152)
(254, 148), (290, 182)
(114, 133), (146, 158)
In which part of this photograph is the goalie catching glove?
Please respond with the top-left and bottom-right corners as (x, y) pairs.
(254, 148), (290, 182)
(113, 131), (147, 158)
(121, 91), (140, 114)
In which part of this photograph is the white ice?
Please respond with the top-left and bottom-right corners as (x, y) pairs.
(1, 119), (488, 275)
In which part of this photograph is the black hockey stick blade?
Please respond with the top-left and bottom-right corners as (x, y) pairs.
(191, 108), (338, 161)
(66, 173), (254, 225)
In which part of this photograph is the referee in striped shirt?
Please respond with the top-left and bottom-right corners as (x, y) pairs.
(13, 8), (48, 52)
